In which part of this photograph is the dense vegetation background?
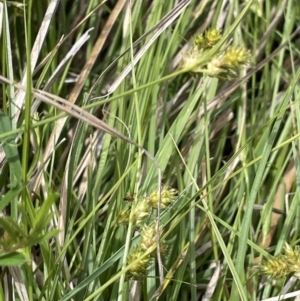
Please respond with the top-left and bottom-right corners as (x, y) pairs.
(0, 0), (300, 300)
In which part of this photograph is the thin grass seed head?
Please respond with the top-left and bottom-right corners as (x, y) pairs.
(148, 187), (178, 209)
(126, 248), (151, 280)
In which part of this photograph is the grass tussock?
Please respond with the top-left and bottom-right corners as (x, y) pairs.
(0, 0), (300, 300)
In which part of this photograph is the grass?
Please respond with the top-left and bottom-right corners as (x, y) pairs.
(0, 0), (300, 300)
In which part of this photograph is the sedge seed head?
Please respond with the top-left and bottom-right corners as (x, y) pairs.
(139, 223), (168, 257)
(222, 46), (251, 69)
(181, 28), (250, 79)
(204, 28), (222, 47)
(260, 244), (300, 280)
(116, 209), (130, 225)
(193, 33), (206, 49)
(148, 187), (178, 209)
(283, 244), (300, 273)
(133, 199), (151, 227)
(205, 46), (251, 79)
(193, 29), (222, 50)
(180, 49), (203, 72)
(206, 57), (227, 77)
(126, 249), (151, 280)
(283, 243), (300, 262)
(260, 255), (292, 279)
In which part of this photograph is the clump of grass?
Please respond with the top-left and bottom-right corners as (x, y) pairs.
(0, 0), (299, 301)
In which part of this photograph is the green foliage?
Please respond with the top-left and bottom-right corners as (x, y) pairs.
(0, 252), (27, 266)
(0, 0), (300, 300)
